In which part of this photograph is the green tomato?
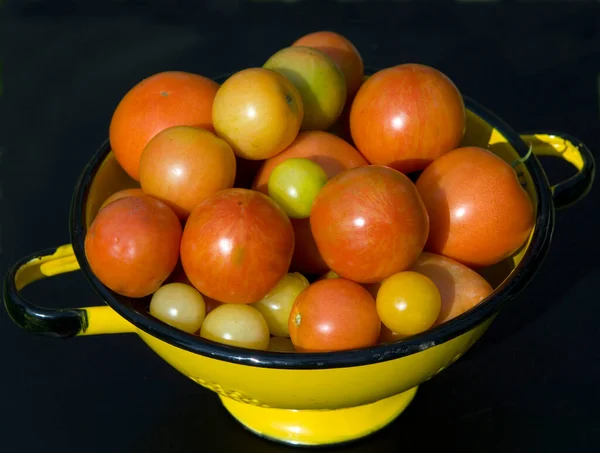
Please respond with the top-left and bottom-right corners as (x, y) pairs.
(267, 158), (328, 218)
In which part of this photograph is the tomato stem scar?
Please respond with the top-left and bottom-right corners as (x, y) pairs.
(294, 313), (302, 326)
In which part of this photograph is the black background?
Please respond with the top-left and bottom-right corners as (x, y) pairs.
(1, 1), (600, 452)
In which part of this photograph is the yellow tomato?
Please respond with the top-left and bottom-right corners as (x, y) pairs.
(375, 271), (441, 337)
(149, 283), (206, 334)
(200, 304), (270, 350)
(212, 68), (303, 160)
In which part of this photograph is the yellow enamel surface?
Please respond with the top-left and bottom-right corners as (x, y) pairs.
(14, 244), (80, 291)
(137, 316), (492, 411)
(524, 133), (585, 171)
(220, 387), (418, 446)
(82, 306), (136, 335)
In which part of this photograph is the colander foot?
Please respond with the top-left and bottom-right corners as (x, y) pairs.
(219, 386), (418, 446)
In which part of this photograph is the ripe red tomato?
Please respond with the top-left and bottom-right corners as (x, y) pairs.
(310, 165), (430, 283)
(415, 147), (535, 268)
(350, 64), (465, 174)
(109, 71), (219, 181)
(180, 188), (295, 304)
(84, 196), (182, 298)
(139, 125), (236, 219)
(288, 278), (381, 352)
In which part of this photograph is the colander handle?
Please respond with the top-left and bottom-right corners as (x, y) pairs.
(522, 132), (595, 210)
(3, 244), (135, 338)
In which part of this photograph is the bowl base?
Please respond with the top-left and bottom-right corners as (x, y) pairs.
(219, 386), (419, 446)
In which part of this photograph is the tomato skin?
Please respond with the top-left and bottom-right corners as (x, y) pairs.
(350, 64), (465, 174)
(292, 31), (364, 100)
(200, 304), (270, 350)
(99, 188), (145, 211)
(415, 147), (535, 268)
(376, 271), (441, 337)
(310, 165), (430, 283)
(251, 272), (310, 337)
(84, 196), (182, 298)
(288, 278), (381, 352)
(253, 130), (368, 275)
(212, 68), (303, 160)
(139, 126), (236, 219)
(267, 158), (329, 219)
(410, 252), (493, 325)
(180, 188), (295, 304)
(109, 71), (219, 181)
(149, 282), (206, 334)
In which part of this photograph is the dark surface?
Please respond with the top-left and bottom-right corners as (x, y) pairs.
(1, 1), (599, 452)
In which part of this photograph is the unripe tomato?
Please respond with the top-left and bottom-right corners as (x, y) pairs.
(267, 158), (328, 219)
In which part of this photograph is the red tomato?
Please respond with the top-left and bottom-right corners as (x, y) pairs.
(310, 165), (430, 283)
(415, 147), (535, 268)
(350, 64), (465, 174)
(180, 188), (295, 304)
(139, 126), (236, 219)
(288, 278), (381, 352)
(410, 252), (493, 325)
(84, 196), (182, 298)
(109, 71), (219, 181)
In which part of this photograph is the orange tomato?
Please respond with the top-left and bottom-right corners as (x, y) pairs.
(310, 165), (430, 283)
(84, 196), (182, 298)
(99, 188), (145, 210)
(415, 147), (535, 268)
(212, 68), (303, 160)
(253, 130), (368, 275)
(350, 64), (465, 174)
(292, 31), (364, 100)
(139, 126), (236, 219)
(180, 188), (295, 304)
(109, 71), (219, 181)
(410, 252), (493, 325)
(288, 278), (381, 352)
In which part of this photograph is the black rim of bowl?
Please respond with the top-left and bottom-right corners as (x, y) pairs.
(69, 96), (555, 370)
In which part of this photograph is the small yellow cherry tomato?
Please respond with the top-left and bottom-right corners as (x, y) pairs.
(149, 282), (206, 333)
(251, 272), (309, 337)
(376, 271), (441, 337)
(200, 304), (270, 350)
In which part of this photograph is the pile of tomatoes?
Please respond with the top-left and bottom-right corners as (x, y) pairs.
(85, 31), (535, 353)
